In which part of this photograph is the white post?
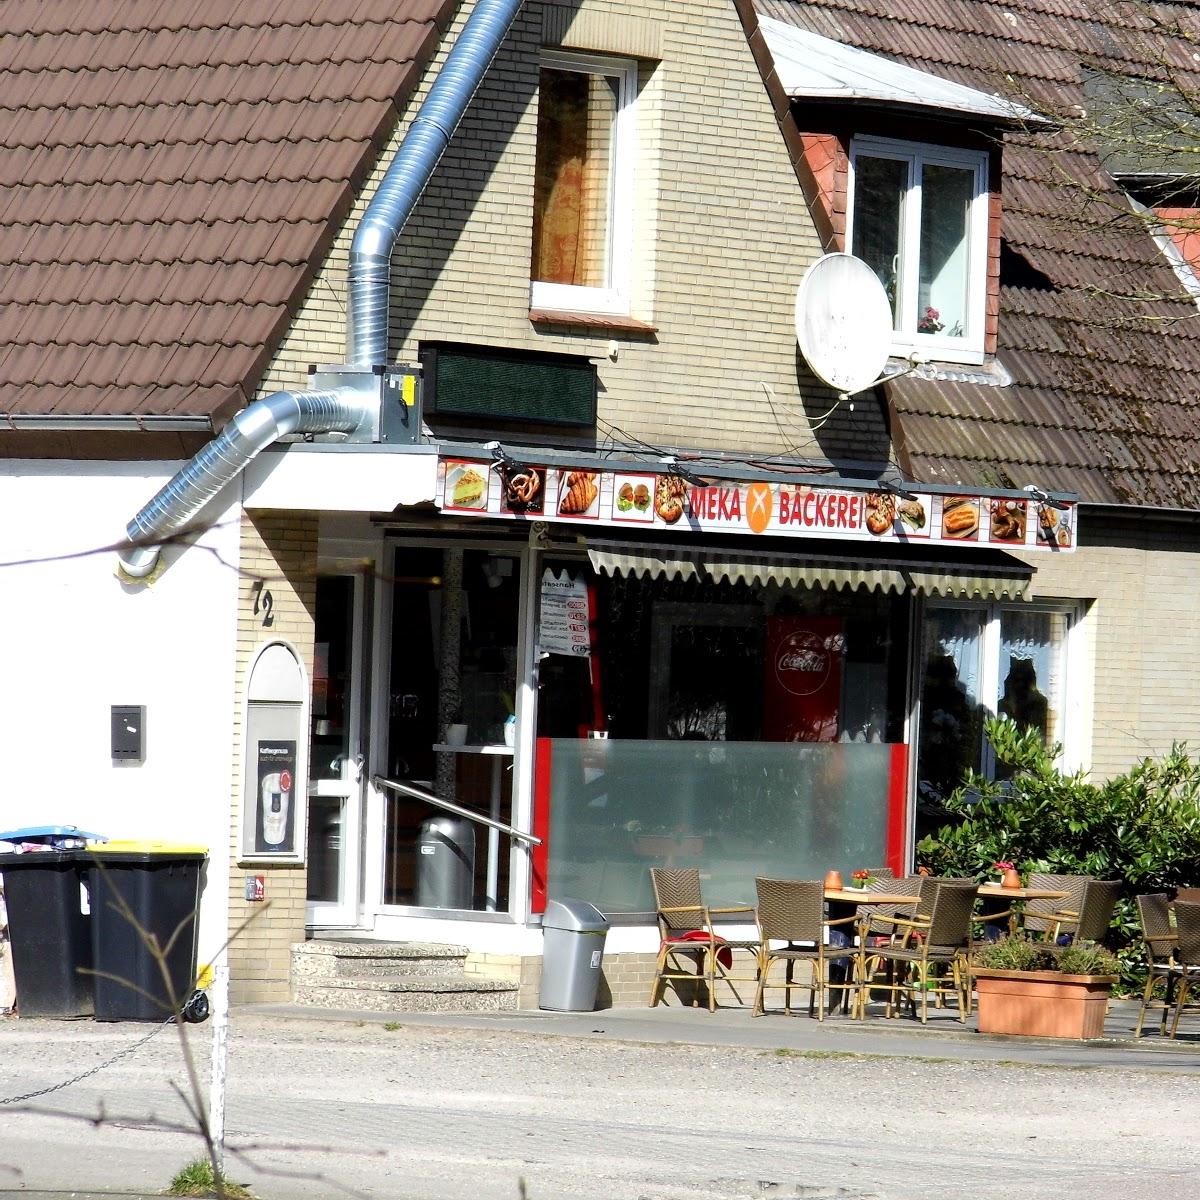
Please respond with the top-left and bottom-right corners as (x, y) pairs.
(208, 959), (230, 1171)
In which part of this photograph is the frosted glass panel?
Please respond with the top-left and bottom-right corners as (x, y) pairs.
(544, 739), (895, 914)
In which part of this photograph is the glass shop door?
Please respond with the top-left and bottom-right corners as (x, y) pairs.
(306, 574), (368, 928)
(380, 542), (521, 913)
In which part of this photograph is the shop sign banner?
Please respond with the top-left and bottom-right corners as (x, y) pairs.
(255, 740), (296, 854)
(762, 617), (845, 742)
(437, 459), (1077, 551)
(539, 569), (591, 657)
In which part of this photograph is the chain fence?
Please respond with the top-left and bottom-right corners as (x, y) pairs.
(0, 1016), (173, 1106)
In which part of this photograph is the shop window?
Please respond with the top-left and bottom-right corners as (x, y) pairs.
(534, 563), (912, 915)
(848, 137), (989, 363)
(530, 51), (637, 315)
(916, 602), (1073, 840)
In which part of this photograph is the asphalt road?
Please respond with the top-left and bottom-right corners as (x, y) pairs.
(1, 1012), (1198, 1200)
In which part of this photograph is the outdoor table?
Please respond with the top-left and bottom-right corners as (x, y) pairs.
(823, 888), (920, 1014)
(825, 887), (920, 905)
(976, 884), (1068, 936)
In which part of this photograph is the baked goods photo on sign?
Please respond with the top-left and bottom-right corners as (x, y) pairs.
(653, 473), (689, 524)
(445, 462), (488, 511)
(1038, 503), (1073, 547)
(556, 469), (599, 518)
(865, 492), (896, 536)
(499, 465), (545, 514)
(989, 498), (1027, 543)
(941, 496), (980, 539)
(898, 497), (927, 533)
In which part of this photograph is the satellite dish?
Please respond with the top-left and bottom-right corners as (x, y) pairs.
(794, 253), (894, 394)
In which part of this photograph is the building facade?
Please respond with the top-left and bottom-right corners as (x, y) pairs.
(3, 0), (1199, 1007)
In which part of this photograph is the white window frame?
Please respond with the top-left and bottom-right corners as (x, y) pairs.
(847, 136), (990, 364)
(530, 50), (638, 316)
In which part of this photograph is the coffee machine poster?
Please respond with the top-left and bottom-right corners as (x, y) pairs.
(762, 617), (845, 742)
(255, 739), (296, 854)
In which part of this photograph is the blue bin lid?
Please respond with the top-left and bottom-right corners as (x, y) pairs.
(0, 825), (107, 844)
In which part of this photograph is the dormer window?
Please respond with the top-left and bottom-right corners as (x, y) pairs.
(847, 137), (989, 363)
(530, 51), (637, 315)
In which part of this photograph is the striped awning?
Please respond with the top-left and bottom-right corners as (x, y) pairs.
(586, 540), (1032, 600)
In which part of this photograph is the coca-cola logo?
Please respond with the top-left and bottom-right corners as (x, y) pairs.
(774, 630), (835, 697)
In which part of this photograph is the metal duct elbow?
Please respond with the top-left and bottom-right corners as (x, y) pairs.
(118, 389), (363, 578)
(346, 0), (525, 366)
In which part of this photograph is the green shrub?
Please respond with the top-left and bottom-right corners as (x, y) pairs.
(919, 717), (1200, 990)
(1057, 943), (1120, 976)
(972, 936), (1050, 972)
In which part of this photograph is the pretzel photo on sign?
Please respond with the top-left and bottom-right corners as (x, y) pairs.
(500, 465), (545, 513)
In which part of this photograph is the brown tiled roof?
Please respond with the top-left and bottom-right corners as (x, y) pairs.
(757, 0), (1200, 508)
(0, 1), (453, 424)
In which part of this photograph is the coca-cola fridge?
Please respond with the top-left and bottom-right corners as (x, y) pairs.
(762, 616), (845, 742)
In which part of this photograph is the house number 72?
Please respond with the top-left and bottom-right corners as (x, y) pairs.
(251, 580), (275, 627)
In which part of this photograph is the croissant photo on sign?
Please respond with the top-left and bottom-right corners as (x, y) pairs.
(557, 469), (599, 517)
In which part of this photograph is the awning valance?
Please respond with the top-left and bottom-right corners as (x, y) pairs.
(586, 539), (1032, 600)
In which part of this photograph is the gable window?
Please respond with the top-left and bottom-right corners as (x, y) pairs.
(531, 51), (637, 314)
(848, 137), (989, 362)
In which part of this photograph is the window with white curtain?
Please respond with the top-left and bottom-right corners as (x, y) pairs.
(915, 602), (1075, 839)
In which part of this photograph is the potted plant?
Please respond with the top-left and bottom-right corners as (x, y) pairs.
(971, 936), (1120, 1039)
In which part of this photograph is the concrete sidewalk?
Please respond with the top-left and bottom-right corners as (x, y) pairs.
(242, 996), (1200, 1074)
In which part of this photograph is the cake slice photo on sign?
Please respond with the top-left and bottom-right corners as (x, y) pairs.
(446, 462), (488, 510)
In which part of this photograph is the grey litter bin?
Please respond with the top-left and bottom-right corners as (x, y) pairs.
(539, 898), (609, 1012)
(416, 816), (475, 909)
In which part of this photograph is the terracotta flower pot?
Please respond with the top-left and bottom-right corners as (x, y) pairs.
(973, 968), (1117, 1039)
(1001, 868), (1022, 889)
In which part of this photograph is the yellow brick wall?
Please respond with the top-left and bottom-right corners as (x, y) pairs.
(227, 512), (318, 1004)
(258, 0), (891, 468)
(475, 950), (777, 1009)
(1022, 524), (1200, 783)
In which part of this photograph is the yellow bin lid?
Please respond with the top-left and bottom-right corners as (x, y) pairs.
(86, 839), (208, 857)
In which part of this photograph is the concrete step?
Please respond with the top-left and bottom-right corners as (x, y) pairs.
(292, 939), (469, 982)
(293, 973), (518, 1014)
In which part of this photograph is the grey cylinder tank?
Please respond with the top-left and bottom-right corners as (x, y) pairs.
(416, 816), (476, 909)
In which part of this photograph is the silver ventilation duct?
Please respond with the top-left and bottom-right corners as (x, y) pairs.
(119, 389), (360, 577)
(118, 0), (525, 577)
(347, 0), (525, 366)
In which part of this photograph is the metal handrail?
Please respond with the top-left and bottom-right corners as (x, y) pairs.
(372, 775), (542, 846)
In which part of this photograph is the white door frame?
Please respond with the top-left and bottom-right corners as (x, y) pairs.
(306, 568), (371, 929)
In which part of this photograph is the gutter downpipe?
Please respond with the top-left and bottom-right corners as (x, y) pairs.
(117, 0), (525, 578)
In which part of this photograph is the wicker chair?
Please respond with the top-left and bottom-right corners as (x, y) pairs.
(865, 882), (979, 1023)
(753, 877), (861, 1020)
(1021, 873), (1090, 940)
(1042, 879), (1121, 944)
(1134, 893), (1179, 1037)
(1169, 901), (1200, 1038)
(856, 874), (924, 1006)
(648, 867), (759, 1011)
(1175, 888), (1200, 903)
